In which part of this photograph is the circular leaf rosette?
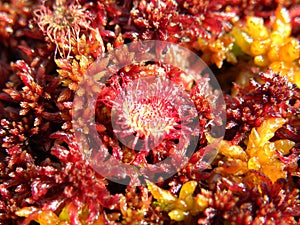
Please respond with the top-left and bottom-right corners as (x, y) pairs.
(72, 40), (226, 186)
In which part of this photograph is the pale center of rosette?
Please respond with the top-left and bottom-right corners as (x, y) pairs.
(111, 76), (181, 151)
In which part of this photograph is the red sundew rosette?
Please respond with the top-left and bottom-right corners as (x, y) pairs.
(72, 40), (226, 186)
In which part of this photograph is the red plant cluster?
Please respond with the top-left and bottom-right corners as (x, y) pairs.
(225, 72), (300, 144)
(94, 63), (219, 173)
(198, 171), (300, 225)
(130, 0), (236, 42)
(0, 0), (299, 225)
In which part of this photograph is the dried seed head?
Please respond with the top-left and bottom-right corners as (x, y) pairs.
(34, 0), (93, 58)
